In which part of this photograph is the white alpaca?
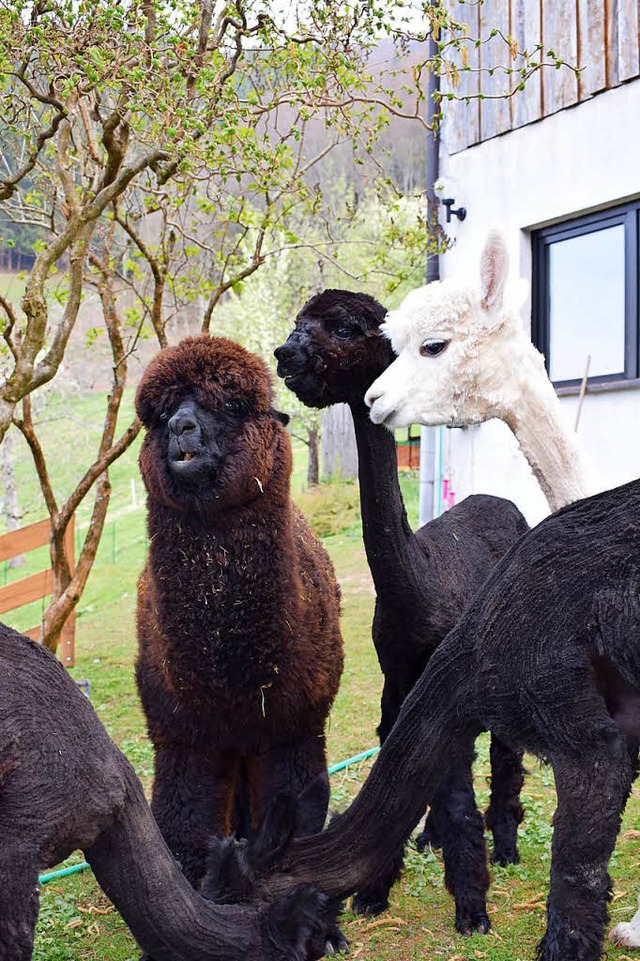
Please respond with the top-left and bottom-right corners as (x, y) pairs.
(364, 231), (600, 513)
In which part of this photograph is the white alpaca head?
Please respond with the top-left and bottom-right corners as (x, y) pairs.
(365, 231), (534, 429)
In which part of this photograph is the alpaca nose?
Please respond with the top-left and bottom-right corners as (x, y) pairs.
(168, 409), (198, 436)
(274, 338), (306, 375)
(364, 384), (380, 409)
(274, 342), (297, 364)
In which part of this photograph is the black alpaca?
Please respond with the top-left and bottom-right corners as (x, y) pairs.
(247, 477), (640, 961)
(0, 624), (335, 961)
(274, 289), (529, 926)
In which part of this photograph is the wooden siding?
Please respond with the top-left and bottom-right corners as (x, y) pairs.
(446, 0), (640, 152)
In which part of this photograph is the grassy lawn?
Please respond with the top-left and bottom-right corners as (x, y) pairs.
(0, 269), (27, 302)
(1, 405), (636, 961)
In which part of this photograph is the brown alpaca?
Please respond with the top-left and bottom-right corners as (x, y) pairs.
(134, 336), (343, 914)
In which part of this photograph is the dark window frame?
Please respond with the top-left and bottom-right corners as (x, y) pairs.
(531, 201), (639, 389)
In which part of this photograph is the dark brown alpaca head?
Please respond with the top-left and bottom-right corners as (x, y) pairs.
(136, 336), (290, 515)
(274, 289), (393, 409)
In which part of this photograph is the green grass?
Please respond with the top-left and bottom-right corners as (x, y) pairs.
(0, 399), (633, 961)
(0, 269), (27, 302)
(32, 505), (640, 960)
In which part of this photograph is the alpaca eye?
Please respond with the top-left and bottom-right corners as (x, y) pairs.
(225, 398), (247, 415)
(334, 324), (359, 340)
(420, 339), (450, 357)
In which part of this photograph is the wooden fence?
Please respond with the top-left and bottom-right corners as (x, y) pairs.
(396, 425), (421, 471)
(446, 0), (640, 152)
(0, 516), (75, 666)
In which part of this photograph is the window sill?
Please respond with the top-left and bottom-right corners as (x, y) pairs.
(556, 377), (640, 396)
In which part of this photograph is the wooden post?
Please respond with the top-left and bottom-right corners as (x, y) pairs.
(574, 355), (591, 433)
(60, 515), (76, 667)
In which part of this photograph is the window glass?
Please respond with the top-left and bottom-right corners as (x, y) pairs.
(548, 224), (626, 381)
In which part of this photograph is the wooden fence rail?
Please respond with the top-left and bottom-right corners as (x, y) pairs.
(0, 516), (75, 666)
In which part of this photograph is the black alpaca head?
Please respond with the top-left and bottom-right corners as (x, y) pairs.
(136, 335), (291, 515)
(274, 289), (393, 409)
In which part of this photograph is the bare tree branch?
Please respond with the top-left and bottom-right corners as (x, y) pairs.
(0, 293), (19, 359)
(187, 0), (214, 95)
(0, 104), (67, 201)
(13, 395), (60, 520)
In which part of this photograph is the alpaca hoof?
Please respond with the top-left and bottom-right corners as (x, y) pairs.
(351, 890), (389, 917)
(610, 921), (640, 948)
(415, 813), (441, 852)
(455, 911), (491, 936)
(491, 846), (520, 867)
(415, 828), (441, 853)
(265, 884), (341, 960)
(325, 926), (349, 954)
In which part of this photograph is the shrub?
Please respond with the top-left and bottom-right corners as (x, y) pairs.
(295, 480), (361, 538)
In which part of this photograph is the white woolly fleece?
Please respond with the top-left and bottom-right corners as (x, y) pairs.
(610, 894), (640, 948)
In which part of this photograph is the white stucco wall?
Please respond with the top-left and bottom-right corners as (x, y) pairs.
(433, 77), (640, 526)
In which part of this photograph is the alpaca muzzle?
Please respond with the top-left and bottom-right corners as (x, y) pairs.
(274, 337), (308, 379)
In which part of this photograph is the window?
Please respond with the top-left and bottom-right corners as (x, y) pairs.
(532, 202), (639, 387)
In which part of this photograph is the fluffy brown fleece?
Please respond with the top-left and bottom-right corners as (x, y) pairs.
(134, 336), (344, 900)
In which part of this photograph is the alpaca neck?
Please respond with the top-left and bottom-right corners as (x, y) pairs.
(349, 403), (423, 599)
(494, 344), (599, 512)
(146, 484), (292, 544)
(86, 774), (260, 960)
(146, 494), (294, 600)
(272, 634), (480, 899)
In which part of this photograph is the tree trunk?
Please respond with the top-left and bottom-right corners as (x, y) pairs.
(307, 425), (319, 487)
(321, 404), (358, 480)
(2, 428), (25, 568)
(14, 229), (142, 653)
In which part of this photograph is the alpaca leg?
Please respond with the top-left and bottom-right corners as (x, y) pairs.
(249, 737), (348, 954)
(415, 808), (442, 851)
(354, 676), (410, 916)
(350, 844), (405, 917)
(485, 734), (524, 866)
(430, 739), (490, 936)
(376, 675), (402, 745)
(537, 739), (634, 961)
(610, 744), (640, 947)
(0, 847), (40, 960)
(248, 734), (330, 837)
(151, 744), (238, 888)
(140, 749), (240, 961)
(382, 670), (442, 852)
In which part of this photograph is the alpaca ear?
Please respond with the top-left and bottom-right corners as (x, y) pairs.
(202, 837), (252, 903)
(480, 230), (509, 314)
(271, 408), (290, 426)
